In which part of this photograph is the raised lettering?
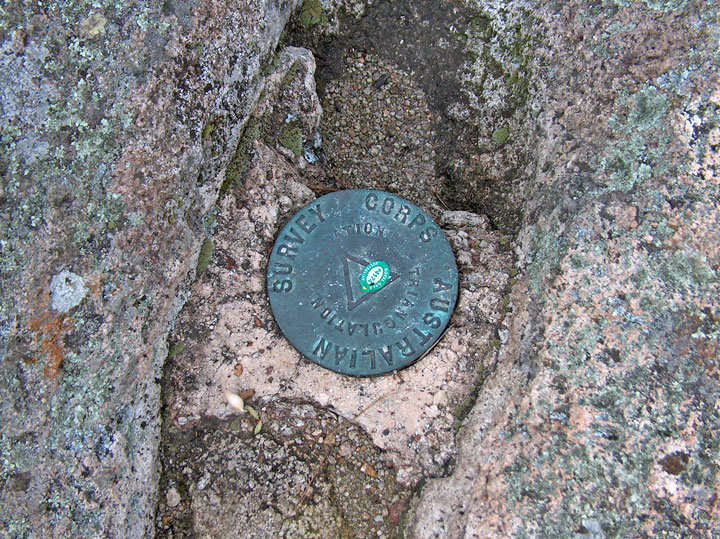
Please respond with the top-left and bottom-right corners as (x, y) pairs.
(308, 204), (326, 222)
(313, 338), (331, 359)
(378, 345), (393, 366)
(334, 346), (349, 365)
(321, 308), (335, 323)
(365, 193), (378, 210)
(271, 279), (293, 292)
(430, 298), (450, 312)
(420, 226), (438, 242)
(363, 349), (376, 370)
(277, 244), (297, 260)
(396, 336), (415, 357)
(413, 327), (434, 346)
(284, 228), (306, 244)
(423, 312), (442, 328)
(382, 197), (395, 215)
(407, 213), (426, 229)
(433, 278), (454, 292)
(295, 215), (316, 234)
(395, 205), (411, 223)
(274, 263), (293, 275)
(373, 322), (383, 335)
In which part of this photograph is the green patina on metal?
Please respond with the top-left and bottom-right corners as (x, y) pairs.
(267, 190), (458, 376)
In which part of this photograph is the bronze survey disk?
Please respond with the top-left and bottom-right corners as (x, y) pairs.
(267, 190), (458, 376)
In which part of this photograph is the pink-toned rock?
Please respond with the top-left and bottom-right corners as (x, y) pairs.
(408, 1), (720, 537)
(0, 1), (301, 536)
(165, 137), (512, 484)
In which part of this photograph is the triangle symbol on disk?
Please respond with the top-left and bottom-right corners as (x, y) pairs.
(341, 251), (399, 312)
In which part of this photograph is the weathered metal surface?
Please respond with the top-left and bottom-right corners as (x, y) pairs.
(267, 190), (458, 376)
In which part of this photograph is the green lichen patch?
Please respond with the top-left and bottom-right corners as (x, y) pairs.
(435, 4), (543, 233)
(299, 0), (328, 27)
(600, 134), (655, 192)
(492, 127), (510, 144)
(221, 119), (262, 193)
(600, 83), (676, 193)
(196, 239), (213, 273)
(279, 125), (304, 157)
(608, 85), (668, 134)
(627, 85), (668, 131)
(504, 284), (720, 536)
(168, 342), (186, 358)
(470, 14), (496, 43)
(202, 121), (216, 140)
(612, 0), (690, 11)
(281, 60), (302, 89)
(526, 224), (570, 291)
(464, 11), (538, 120)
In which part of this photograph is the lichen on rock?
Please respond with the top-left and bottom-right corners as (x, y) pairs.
(0, 0), (304, 535)
(408, 1), (720, 537)
(49, 270), (88, 313)
(3, 0), (719, 536)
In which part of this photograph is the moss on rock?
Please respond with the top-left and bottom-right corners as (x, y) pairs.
(492, 127), (510, 144)
(196, 239), (213, 273)
(221, 119), (261, 193)
(278, 125), (304, 156)
(299, 0), (328, 27)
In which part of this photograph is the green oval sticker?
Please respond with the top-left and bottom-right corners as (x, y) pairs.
(360, 260), (390, 293)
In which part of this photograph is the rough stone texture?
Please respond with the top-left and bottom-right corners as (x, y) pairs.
(3, 0), (719, 536)
(320, 51), (439, 209)
(306, 0), (536, 232)
(164, 138), (509, 480)
(408, 0), (720, 537)
(0, 0), (301, 536)
(157, 402), (414, 538)
(159, 44), (513, 534)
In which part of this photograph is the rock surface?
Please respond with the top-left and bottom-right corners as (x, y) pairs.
(0, 0), (301, 536)
(2, 0), (719, 537)
(408, 1), (720, 537)
(157, 46), (512, 534)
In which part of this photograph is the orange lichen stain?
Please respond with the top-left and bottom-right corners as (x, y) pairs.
(26, 314), (74, 378)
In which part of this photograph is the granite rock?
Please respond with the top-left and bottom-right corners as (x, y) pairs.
(2, 0), (719, 536)
(0, 0), (301, 536)
(408, 0), (720, 536)
(156, 26), (513, 533)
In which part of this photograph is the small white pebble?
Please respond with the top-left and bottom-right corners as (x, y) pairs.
(225, 392), (244, 411)
(166, 487), (181, 508)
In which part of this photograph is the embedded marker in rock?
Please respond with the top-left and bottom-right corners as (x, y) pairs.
(267, 190), (458, 376)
